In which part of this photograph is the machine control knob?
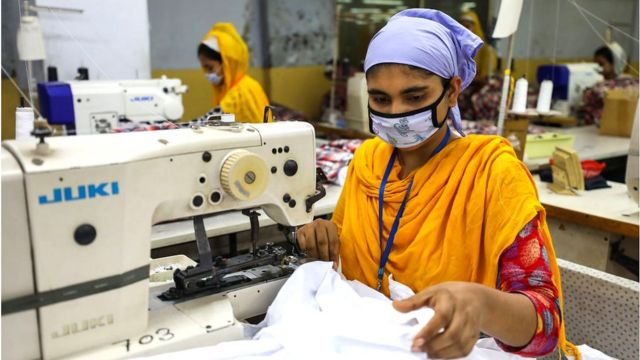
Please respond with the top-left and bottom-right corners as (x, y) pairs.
(220, 150), (268, 201)
(74, 224), (96, 245)
(283, 160), (298, 177)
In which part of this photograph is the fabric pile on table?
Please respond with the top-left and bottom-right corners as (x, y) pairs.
(142, 262), (534, 360)
(270, 103), (309, 122)
(112, 121), (180, 133)
(314, 122), (548, 185)
(460, 120), (547, 135)
(316, 139), (363, 184)
(578, 76), (640, 125)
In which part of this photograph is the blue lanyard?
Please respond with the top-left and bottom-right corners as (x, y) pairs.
(376, 126), (451, 291)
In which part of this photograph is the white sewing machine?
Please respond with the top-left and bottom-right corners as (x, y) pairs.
(536, 63), (604, 116)
(626, 103), (639, 206)
(1, 121), (323, 359)
(37, 76), (188, 135)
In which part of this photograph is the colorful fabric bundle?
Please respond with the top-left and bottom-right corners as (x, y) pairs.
(316, 139), (363, 183)
(578, 76), (639, 125)
(112, 121), (180, 133)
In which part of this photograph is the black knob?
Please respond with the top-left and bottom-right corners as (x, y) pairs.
(202, 151), (212, 162)
(271, 166), (277, 174)
(283, 193), (291, 203)
(192, 195), (204, 207)
(74, 224), (96, 245)
(288, 199), (297, 208)
(210, 191), (221, 203)
(283, 160), (298, 177)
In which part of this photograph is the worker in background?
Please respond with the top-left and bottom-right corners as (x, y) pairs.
(459, 4), (496, 83)
(297, 9), (579, 359)
(593, 42), (628, 80)
(579, 42), (636, 124)
(196, 23), (269, 123)
(456, 5), (497, 120)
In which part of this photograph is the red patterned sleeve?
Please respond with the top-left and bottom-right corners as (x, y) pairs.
(495, 215), (561, 356)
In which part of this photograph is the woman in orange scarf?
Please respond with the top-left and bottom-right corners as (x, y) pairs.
(297, 9), (579, 360)
(196, 23), (269, 123)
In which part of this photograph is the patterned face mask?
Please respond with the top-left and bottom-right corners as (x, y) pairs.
(205, 72), (223, 85)
(368, 82), (450, 148)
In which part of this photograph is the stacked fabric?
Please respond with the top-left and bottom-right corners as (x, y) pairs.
(460, 120), (547, 135)
(112, 121), (180, 133)
(578, 76), (639, 125)
(316, 139), (363, 184)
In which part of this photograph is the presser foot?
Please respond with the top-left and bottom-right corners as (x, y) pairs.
(159, 244), (298, 301)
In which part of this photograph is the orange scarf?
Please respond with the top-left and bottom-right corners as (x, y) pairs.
(333, 135), (579, 358)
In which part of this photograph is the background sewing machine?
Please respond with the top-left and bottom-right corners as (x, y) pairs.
(37, 76), (188, 135)
(537, 63), (604, 117)
(2, 121), (323, 359)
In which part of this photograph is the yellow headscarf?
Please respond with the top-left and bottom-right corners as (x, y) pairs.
(202, 23), (270, 123)
(460, 10), (497, 81)
(333, 135), (579, 358)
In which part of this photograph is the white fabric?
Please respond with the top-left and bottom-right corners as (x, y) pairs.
(202, 37), (220, 52)
(569, 345), (616, 360)
(143, 262), (532, 360)
(606, 41), (627, 76)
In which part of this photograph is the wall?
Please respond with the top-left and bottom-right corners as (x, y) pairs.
(2, 0), (20, 140)
(36, 0), (151, 80)
(266, 0), (334, 67)
(2, 78), (20, 140)
(148, 0), (252, 70)
(268, 65), (331, 119)
(2, 0), (20, 77)
(492, 0), (639, 82)
(263, 0), (333, 118)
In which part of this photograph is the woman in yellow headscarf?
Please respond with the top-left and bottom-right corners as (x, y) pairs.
(197, 23), (269, 123)
(297, 9), (579, 360)
(459, 8), (497, 82)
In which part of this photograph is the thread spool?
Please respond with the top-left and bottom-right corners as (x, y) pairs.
(536, 80), (553, 113)
(511, 77), (528, 113)
(16, 107), (34, 140)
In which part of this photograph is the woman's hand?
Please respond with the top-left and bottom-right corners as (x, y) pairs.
(296, 219), (340, 262)
(393, 282), (485, 359)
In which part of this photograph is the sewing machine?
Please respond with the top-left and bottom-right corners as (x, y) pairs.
(1, 121), (324, 359)
(627, 103), (639, 205)
(37, 76), (188, 135)
(537, 63), (604, 116)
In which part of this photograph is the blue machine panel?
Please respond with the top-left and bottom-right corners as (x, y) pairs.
(37, 82), (75, 126)
(537, 65), (570, 101)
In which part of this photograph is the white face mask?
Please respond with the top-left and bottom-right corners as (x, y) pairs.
(205, 72), (223, 85)
(369, 83), (450, 148)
